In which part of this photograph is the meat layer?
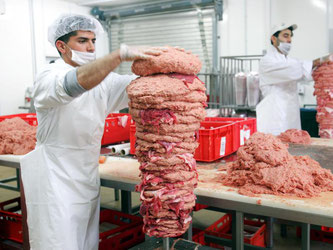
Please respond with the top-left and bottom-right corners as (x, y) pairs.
(131, 47), (202, 76)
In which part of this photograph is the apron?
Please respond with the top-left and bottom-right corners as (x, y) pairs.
(256, 85), (301, 135)
(20, 143), (101, 250)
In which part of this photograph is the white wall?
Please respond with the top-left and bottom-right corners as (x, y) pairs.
(0, 0), (108, 115)
(0, 0), (33, 115)
(219, 0), (268, 57)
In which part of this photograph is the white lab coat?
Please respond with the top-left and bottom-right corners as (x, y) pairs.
(20, 59), (136, 250)
(256, 46), (313, 135)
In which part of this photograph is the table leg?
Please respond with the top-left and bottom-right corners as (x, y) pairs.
(301, 223), (310, 250)
(20, 176), (30, 250)
(114, 188), (119, 201)
(16, 169), (20, 190)
(163, 237), (170, 250)
(183, 211), (193, 241)
(232, 211), (244, 250)
(266, 217), (274, 248)
(121, 190), (132, 214)
(280, 224), (287, 238)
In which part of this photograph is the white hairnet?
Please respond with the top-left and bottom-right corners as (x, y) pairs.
(48, 13), (104, 46)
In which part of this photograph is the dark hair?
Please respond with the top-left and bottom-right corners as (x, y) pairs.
(55, 31), (77, 56)
(270, 28), (294, 45)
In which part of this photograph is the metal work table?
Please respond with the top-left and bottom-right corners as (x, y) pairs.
(0, 157), (21, 191)
(1, 155), (333, 250)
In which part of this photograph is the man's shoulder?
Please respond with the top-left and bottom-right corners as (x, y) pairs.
(36, 60), (72, 79)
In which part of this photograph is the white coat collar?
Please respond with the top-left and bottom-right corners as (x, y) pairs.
(268, 45), (288, 61)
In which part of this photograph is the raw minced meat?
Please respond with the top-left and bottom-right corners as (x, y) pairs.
(0, 117), (37, 155)
(221, 132), (333, 198)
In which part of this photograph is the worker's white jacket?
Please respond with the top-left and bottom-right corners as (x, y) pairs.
(20, 59), (136, 250)
(256, 46), (313, 135)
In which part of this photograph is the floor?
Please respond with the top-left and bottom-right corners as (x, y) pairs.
(1, 166), (332, 250)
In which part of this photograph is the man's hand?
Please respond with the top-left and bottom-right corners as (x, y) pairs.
(119, 44), (167, 61)
(320, 54), (333, 64)
(313, 54), (333, 68)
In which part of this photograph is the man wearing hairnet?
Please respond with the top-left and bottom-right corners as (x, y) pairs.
(256, 23), (333, 135)
(20, 14), (163, 249)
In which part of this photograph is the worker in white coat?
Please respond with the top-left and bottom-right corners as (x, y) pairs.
(20, 14), (163, 250)
(256, 23), (332, 135)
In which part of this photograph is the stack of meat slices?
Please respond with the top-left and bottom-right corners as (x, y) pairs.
(313, 62), (333, 138)
(127, 47), (206, 237)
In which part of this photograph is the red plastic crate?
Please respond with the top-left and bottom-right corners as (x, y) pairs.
(0, 113), (37, 126)
(101, 113), (133, 146)
(205, 214), (266, 248)
(99, 209), (144, 250)
(205, 117), (257, 151)
(194, 121), (234, 162)
(129, 121), (235, 162)
(322, 226), (333, 232)
(192, 228), (205, 245)
(0, 200), (145, 248)
(193, 203), (209, 211)
(0, 197), (23, 243)
(297, 227), (333, 244)
(130, 124), (136, 155)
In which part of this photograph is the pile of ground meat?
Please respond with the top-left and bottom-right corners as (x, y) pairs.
(221, 132), (333, 198)
(277, 129), (311, 144)
(127, 47), (206, 237)
(313, 62), (333, 138)
(0, 117), (37, 155)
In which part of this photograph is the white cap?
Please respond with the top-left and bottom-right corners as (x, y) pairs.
(271, 23), (297, 35)
(48, 13), (104, 46)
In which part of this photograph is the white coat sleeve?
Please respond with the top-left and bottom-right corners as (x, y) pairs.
(301, 60), (313, 81)
(33, 66), (76, 110)
(259, 57), (312, 86)
(104, 73), (138, 113)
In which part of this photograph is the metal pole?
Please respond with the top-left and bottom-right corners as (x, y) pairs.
(163, 237), (170, 250)
(232, 211), (244, 250)
(301, 223), (310, 250)
(121, 190), (132, 214)
(266, 217), (274, 248)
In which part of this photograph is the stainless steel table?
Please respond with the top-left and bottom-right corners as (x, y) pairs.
(2, 156), (333, 250)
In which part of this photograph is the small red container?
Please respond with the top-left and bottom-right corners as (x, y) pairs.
(205, 214), (266, 248)
(129, 121), (236, 162)
(194, 121), (234, 162)
(0, 113), (37, 126)
(0, 197), (23, 243)
(99, 209), (144, 250)
(205, 117), (257, 151)
(101, 113), (132, 146)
